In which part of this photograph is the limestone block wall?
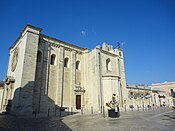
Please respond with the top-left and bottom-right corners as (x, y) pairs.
(116, 50), (128, 107)
(101, 54), (118, 76)
(99, 50), (119, 107)
(102, 77), (119, 104)
(40, 39), (86, 111)
(70, 50), (76, 108)
(33, 41), (44, 112)
(48, 65), (58, 106)
(56, 46), (64, 107)
(82, 46), (128, 111)
(33, 38), (128, 113)
(3, 33), (28, 113)
(63, 50), (72, 107)
(82, 51), (91, 109)
(84, 49), (100, 111)
(18, 31), (40, 115)
(2, 25), (41, 115)
(38, 41), (51, 113)
(100, 48), (127, 108)
(47, 44), (59, 109)
(0, 88), (4, 112)
(75, 53), (82, 85)
(33, 63), (42, 111)
(90, 50), (100, 110)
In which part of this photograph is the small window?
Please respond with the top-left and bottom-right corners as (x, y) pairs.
(170, 89), (174, 96)
(37, 51), (42, 63)
(119, 52), (122, 57)
(76, 60), (80, 70)
(50, 54), (56, 65)
(106, 58), (111, 71)
(64, 57), (69, 68)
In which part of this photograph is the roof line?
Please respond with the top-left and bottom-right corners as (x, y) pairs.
(9, 24), (42, 50)
(40, 34), (86, 50)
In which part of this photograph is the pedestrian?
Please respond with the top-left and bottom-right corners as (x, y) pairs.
(115, 105), (120, 118)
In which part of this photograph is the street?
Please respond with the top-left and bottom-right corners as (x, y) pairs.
(63, 107), (175, 131)
(0, 107), (174, 131)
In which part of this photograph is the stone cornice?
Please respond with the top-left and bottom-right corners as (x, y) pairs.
(102, 75), (120, 78)
(21, 24), (42, 34)
(152, 82), (175, 86)
(9, 24), (42, 50)
(40, 34), (86, 51)
(126, 86), (152, 91)
(101, 49), (117, 57)
(96, 47), (123, 58)
(40, 35), (84, 54)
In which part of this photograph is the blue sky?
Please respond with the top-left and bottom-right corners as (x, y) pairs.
(0, 0), (175, 85)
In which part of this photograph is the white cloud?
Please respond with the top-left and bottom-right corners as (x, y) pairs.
(81, 30), (86, 35)
(121, 42), (125, 46)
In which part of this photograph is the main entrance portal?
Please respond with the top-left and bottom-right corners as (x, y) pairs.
(76, 95), (81, 109)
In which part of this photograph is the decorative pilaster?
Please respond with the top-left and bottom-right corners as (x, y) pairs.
(70, 51), (76, 108)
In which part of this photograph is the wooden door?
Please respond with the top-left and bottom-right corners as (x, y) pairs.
(76, 95), (81, 109)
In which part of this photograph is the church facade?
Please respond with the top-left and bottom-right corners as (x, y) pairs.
(1, 24), (128, 115)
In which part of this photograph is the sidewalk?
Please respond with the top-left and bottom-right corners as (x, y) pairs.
(62, 107), (174, 131)
(0, 107), (173, 131)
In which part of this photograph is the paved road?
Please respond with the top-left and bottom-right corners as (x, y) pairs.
(63, 107), (175, 131)
(0, 107), (174, 131)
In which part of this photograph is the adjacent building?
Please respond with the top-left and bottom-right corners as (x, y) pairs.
(126, 84), (166, 110)
(151, 81), (175, 106)
(0, 81), (4, 112)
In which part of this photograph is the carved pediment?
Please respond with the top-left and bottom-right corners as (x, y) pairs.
(74, 85), (85, 93)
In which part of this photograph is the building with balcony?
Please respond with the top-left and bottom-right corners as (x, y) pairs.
(151, 81), (175, 106)
(126, 84), (169, 110)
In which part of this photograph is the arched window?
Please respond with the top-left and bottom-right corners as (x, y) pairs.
(50, 54), (56, 65)
(76, 60), (80, 70)
(64, 57), (69, 68)
(37, 51), (42, 63)
(106, 58), (111, 71)
(119, 52), (122, 57)
(170, 89), (174, 96)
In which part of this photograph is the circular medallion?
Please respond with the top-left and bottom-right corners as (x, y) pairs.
(11, 47), (19, 72)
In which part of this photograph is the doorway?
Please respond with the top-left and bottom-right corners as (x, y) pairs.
(76, 95), (81, 109)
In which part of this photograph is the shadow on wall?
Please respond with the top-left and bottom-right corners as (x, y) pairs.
(5, 81), (78, 118)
